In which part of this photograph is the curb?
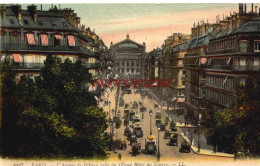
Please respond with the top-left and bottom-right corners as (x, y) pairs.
(179, 132), (234, 158)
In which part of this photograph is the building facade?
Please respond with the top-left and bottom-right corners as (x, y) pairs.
(0, 4), (103, 83)
(205, 5), (260, 111)
(109, 34), (146, 79)
(158, 33), (190, 109)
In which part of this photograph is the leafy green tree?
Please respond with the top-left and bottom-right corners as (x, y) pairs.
(203, 74), (260, 156)
(1, 55), (109, 158)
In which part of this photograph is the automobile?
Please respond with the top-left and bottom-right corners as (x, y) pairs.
(168, 132), (178, 146)
(170, 121), (177, 132)
(156, 111), (161, 115)
(164, 129), (171, 139)
(133, 125), (143, 138)
(158, 123), (166, 131)
(155, 114), (161, 119)
(125, 103), (130, 109)
(126, 88), (132, 94)
(133, 115), (141, 122)
(145, 135), (157, 154)
(116, 112), (121, 118)
(129, 111), (136, 121)
(155, 119), (161, 126)
(119, 100), (124, 107)
(124, 109), (130, 119)
(154, 103), (159, 108)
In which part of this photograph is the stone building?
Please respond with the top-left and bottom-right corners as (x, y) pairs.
(158, 33), (190, 109)
(0, 4), (102, 82)
(109, 34), (146, 79)
(204, 4), (260, 111)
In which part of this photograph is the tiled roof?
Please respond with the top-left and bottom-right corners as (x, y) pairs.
(0, 8), (76, 31)
(188, 27), (213, 49)
(233, 17), (260, 34)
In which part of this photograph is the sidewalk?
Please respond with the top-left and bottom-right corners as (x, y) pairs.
(180, 132), (234, 158)
(147, 89), (234, 158)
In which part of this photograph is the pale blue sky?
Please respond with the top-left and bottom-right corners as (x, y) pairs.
(21, 3), (258, 51)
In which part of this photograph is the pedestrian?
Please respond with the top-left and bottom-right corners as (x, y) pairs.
(118, 153), (122, 160)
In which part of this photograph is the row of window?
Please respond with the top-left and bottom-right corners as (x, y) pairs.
(208, 37), (237, 51)
(206, 89), (233, 107)
(210, 57), (259, 66)
(206, 75), (234, 92)
(208, 39), (260, 53)
(117, 68), (140, 73)
(11, 54), (78, 64)
(117, 61), (139, 67)
(0, 33), (76, 47)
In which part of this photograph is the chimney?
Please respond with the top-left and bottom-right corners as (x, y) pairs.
(11, 5), (22, 21)
(27, 5), (37, 23)
(1, 5), (6, 20)
(242, 3), (243, 13)
(255, 6), (257, 13)
(252, 3), (253, 13)
(239, 3), (242, 13)
(245, 3), (247, 13)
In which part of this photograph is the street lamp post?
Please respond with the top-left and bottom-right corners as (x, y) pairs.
(109, 101), (111, 121)
(108, 101), (112, 149)
(149, 109), (153, 135)
(157, 128), (160, 161)
(197, 113), (202, 152)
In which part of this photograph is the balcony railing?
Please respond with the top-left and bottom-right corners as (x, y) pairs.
(12, 62), (101, 70)
(0, 43), (95, 56)
(82, 63), (101, 69)
(12, 62), (44, 69)
(205, 65), (260, 71)
(206, 48), (238, 55)
(185, 53), (199, 57)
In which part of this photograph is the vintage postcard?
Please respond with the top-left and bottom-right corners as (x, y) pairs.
(0, 1), (259, 166)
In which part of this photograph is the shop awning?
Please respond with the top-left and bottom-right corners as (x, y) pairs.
(40, 34), (48, 46)
(67, 35), (75, 46)
(13, 54), (21, 63)
(177, 98), (185, 103)
(26, 33), (35, 45)
(54, 34), (62, 40)
(201, 58), (207, 64)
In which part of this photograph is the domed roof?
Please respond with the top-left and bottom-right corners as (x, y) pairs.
(118, 42), (139, 49)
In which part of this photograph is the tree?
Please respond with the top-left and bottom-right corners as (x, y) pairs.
(203, 74), (260, 156)
(1, 55), (109, 158)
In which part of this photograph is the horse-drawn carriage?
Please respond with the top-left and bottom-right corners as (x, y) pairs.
(131, 143), (141, 156)
(179, 140), (191, 153)
(130, 135), (137, 146)
(127, 131), (134, 140)
(114, 139), (127, 150)
(115, 118), (122, 129)
(124, 118), (129, 126)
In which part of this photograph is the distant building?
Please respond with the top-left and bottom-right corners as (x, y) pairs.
(109, 34), (146, 78)
(158, 33), (190, 109)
